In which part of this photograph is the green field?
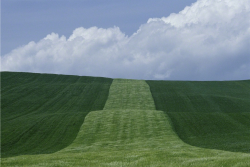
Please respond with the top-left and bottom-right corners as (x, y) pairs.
(1, 72), (113, 157)
(1, 72), (250, 166)
(146, 80), (250, 153)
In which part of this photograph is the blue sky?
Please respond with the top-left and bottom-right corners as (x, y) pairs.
(1, 0), (250, 80)
(2, 0), (196, 55)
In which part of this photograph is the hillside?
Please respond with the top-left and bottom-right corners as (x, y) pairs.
(146, 80), (250, 152)
(1, 72), (250, 166)
(1, 72), (113, 157)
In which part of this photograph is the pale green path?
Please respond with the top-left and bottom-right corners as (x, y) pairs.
(64, 110), (180, 152)
(104, 79), (155, 110)
(2, 79), (250, 166)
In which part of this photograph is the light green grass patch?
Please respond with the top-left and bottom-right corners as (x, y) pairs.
(104, 79), (155, 110)
(63, 110), (180, 152)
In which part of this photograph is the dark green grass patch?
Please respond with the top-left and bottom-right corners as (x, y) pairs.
(146, 80), (250, 113)
(168, 112), (250, 153)
(1, 72), (113, 157)
(146, 80), (250, 153)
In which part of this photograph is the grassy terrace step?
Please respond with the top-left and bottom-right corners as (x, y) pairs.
(1, 72), (113, 157)
(146, 80), (250, 153)
(104, 79), (155, 110)
(63, 110), (180, 152)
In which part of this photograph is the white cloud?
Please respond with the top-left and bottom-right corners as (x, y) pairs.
(2, 0), (250, 80)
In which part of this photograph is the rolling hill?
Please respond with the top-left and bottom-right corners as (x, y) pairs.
(1, 72), (250, 166)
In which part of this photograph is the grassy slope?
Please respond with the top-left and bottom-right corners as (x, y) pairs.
(60, 79), (157, 153)
(146, 80), (250, 153)
(2, 109), (250, 166)
(1, 72), (113, 157)
(64, 109), (176, 152)
(2, 78), (250, 166)
(2, 74), (250, 166)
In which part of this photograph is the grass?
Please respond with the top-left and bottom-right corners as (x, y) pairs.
(104, 79), (155, 110)
(146, 80), (250, 113)
(146, 80), (250, 153)
(63, 109), (178, 152)
(1, 73), (250, 166)
(1, 72), (113, 157)
(2, 110), (250, 166)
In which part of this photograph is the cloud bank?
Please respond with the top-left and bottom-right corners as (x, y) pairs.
(2, 0), (250, 80)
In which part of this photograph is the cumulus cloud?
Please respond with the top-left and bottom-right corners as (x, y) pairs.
(2, 0), (250, 80)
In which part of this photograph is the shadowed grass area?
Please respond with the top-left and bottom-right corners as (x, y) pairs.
(146, 80), (250, 113)
(167, 112), (250, 153)
(146, 80), (250, 153)
(1, 72), (113, 157)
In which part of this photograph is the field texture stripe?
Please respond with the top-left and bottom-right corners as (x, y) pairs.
(104, 79), (156, 110)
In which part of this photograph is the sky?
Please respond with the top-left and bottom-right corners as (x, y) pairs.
(1, 0), (250, 80)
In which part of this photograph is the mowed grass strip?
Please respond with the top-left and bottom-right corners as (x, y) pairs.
(1, 72), (113, 157)
(146, 80), (250, 153)
(63, 110), (177, 152)
(104, 79), (155, 110)
(2, 109), (250, 167)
